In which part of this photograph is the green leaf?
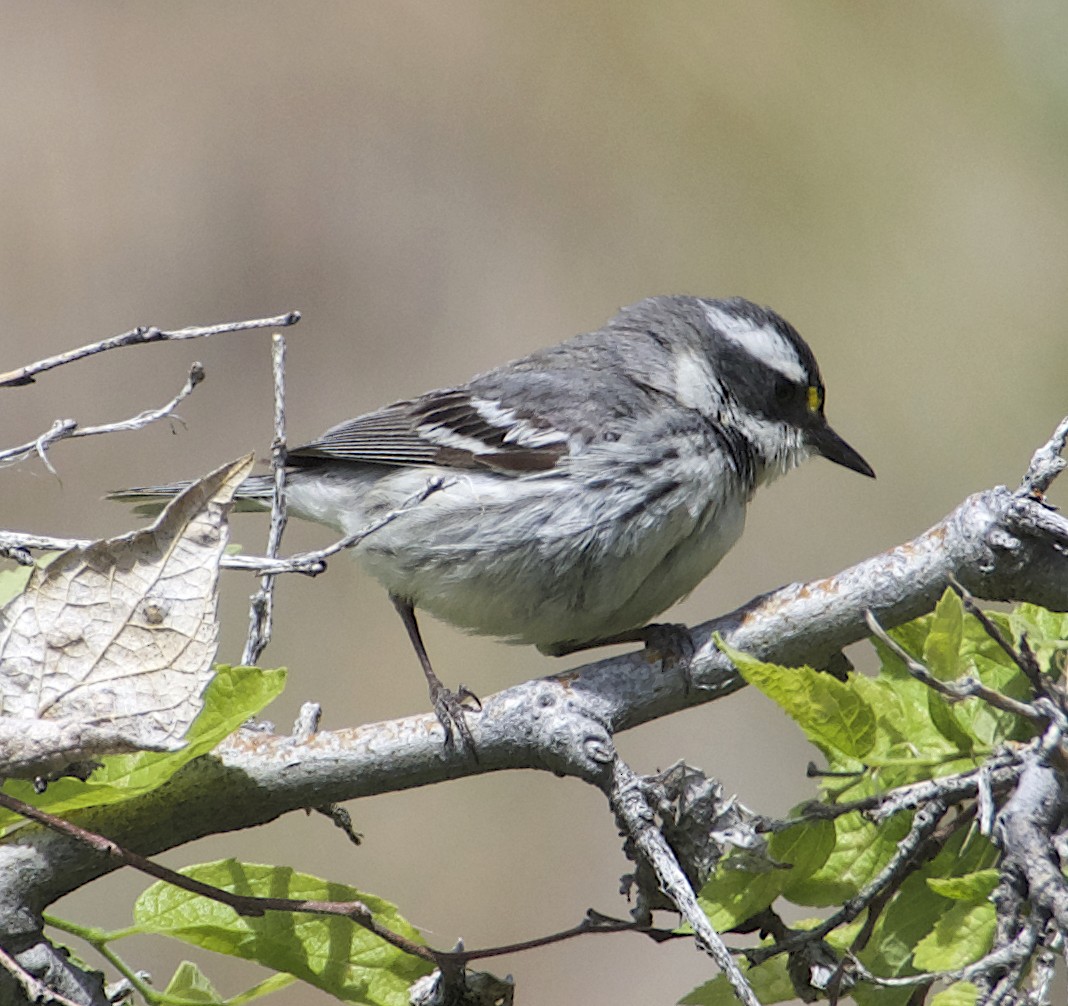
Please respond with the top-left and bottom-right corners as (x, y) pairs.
(679, 956), (794, 1005)
(856, 867), (949, 982)
(697, 867), (781, 932)
(927, 870), (999, 901)
(858, 828), (996, 984)
(134, 860), (432, 1006)
(0, 665), (286, 834)
(923, 589), (964, 680)
(884, 617), (931, 678)
(720, 641), (876, 763)
(854, 652), (963, 779)
(227, 972), (297, 1004)
(926, 691), (973, 754)
(959, 610), (1013, 668)
(163, 961), (224, 1004)
(786, 810), (910, 906)
(770, 818), (836, 885)
(913, 902), (995, 970)
(1011, 603), (1068, 644)
(1010, 604), (1068, 678)
(951, 658), (1033, 747)
(0, 563), (34, 605)
(929, 981), (979, 1006)
(699, 817), (837, 929)
(160, 963), (296, 1006)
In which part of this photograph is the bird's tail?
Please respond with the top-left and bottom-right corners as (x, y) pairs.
(107, 474), (277, 517)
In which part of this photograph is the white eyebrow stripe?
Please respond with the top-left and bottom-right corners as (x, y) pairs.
(702, 303), (807, 384)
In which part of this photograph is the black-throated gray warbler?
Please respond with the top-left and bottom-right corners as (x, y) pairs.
(113, 296), (874, 747)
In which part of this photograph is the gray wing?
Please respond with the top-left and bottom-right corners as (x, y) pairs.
(288, 387), (572, 474)
(289, 335), (669, 475)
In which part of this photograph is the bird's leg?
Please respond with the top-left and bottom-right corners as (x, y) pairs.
(545, 622), (696, 668)
(390, 595), (480, 751)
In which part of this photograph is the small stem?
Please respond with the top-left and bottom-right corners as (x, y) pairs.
(0, 313), (299, 388)
(242, 331), (289, 666)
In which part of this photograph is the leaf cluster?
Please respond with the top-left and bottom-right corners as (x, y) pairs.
(685, 592), (1066, 1006)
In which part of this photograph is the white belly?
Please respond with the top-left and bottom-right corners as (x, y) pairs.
(285, 442), (749, 650)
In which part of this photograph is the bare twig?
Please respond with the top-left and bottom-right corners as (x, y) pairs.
(1026, 929), (1060, 1005)
(865, 610), (1045, 724)
(242, 333), (290, 665)
(0, 785), (679, 984)
(994, 752), (1068, 940)
(0, 544), (33, 565)
(0, 313), (300, 388)
(948, 575), (1048, 697)
(763, 750), (1024, 829)
(0, 477), (447, 578)
(292, 702), (322, 741)
(747, 798), (949, 967)
(606, 758), (760, 1006)
(0, 363), (204, 472)
(441, 910), (685, 962)
(0, 788), (434, 964)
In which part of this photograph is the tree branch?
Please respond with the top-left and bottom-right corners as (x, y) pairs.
(994, 753), (1068, 941)
(605, 757), (759, 1006)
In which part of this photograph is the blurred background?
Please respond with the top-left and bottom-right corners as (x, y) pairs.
(2, 2), (1067, 1003)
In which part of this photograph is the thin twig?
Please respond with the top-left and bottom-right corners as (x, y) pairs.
(0, 363), (204, 471)
(0, 478), (448, 578)
(747, 799), (949, 967)
(865, 610), (1045, 724)
(445, 911), (686, 962)
(242, 333), (289, 666)
(0, 788), (435, 965)
(1, 786), (681, 979)
(606, 758), (760, 1006)
(948, 575), (1047, 697)
(1018, 414), (1068, 497)
(0, 312), (300, 388)
(761, 750), (1024, 829)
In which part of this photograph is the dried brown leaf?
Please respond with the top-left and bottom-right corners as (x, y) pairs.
(0, 455), (254, 777)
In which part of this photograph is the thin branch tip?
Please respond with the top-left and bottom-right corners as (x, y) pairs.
(1019, 414), (1068, 497)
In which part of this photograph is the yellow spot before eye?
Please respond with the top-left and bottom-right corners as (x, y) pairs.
(807, 386), (823, 412)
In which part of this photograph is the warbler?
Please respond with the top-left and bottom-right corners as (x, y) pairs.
(113, 296), (874, 747)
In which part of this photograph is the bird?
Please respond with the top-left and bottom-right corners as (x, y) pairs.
(111, 296), (874, 749)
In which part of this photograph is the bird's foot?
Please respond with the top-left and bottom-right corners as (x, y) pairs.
(637, 622), (696, 670)
(429, 681), (482, 754)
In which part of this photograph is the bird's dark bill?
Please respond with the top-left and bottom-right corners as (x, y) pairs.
(809, 424), (875, 478)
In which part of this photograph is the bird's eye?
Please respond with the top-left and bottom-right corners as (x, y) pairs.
(773, 377), (796, 403)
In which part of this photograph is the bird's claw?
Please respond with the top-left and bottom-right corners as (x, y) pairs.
(640, 622), (696, 669)
(429, 682), (481, 754)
